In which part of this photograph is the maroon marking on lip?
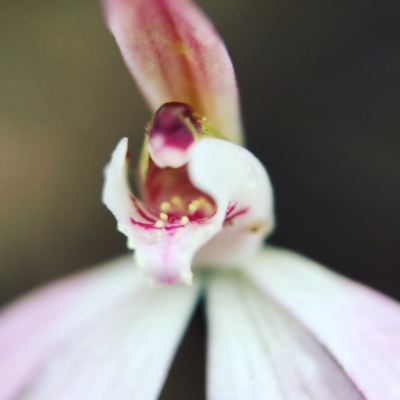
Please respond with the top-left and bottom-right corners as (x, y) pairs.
(167, 215), (179, 224)
(188, 210), (216, 223)
(130, 218), (158, 230)
(130, 195), (215, 229)
(130, 217), (184, 231)
(163, 224), (185, 231)
(130, 196), (157, 223)
(224, 207), (249, 224)
(225, 202), (237, 217)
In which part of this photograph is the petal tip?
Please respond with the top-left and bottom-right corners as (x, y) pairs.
(146, 270), (193, 287)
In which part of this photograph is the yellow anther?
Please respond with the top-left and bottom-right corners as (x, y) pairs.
(160, 213), (168, 220)
(155, 220), (164, 228)
(188, 203), (198, 213)
(204, 203), (213, 213)
(171, 196), (184, 207)
(181, 216), (189, 224)
(160, 202), (171, 212)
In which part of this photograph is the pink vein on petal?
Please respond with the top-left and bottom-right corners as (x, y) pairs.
(102, 0), (243, 144)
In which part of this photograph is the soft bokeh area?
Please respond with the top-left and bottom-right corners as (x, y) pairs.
(0, 0), (146, 303)
(1, 0), (399, 302)
(1, 0), (399, 398)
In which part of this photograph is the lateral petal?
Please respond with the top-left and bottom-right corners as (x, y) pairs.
(247, 247), (400, 400)
(102, 0), (243, 144)
(0, 257), (199, 400)
(206, 271), (363, 400)
(191, 138), (274, 268)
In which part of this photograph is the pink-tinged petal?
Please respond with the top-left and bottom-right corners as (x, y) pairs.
(0, 256), (141, 400)
(102, 137), (274, 284)
(0, 257), (199, 400)
(247, 247), (400, 400)
(206, 272), (363, 400)
(102, 0), (243, 144)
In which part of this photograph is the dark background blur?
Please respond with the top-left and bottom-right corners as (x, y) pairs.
(0, 0), (399, 398)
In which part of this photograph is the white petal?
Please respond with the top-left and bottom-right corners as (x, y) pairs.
(191, 138), (274, 267)
(0, 256), (139, 400)
(103, 137), (274, 283)
(206, 271), (363, 400)
(0, 257), (199, 400)
(102, 138), (135, 231)
(246, 247), (400, 400)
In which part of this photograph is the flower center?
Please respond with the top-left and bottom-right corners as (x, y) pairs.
(138, 102), (217, 227)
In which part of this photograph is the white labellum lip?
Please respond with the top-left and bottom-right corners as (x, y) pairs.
(102, 124), (274, 285)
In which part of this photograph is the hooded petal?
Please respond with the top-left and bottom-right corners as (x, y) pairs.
(102, 137), (274, 284)
(102, 0), (243, 144)
(206, 271), (363, 399)
(191, 137), (274, 268)
(247, 247), (400, 400)
(0, 257), (199, 400)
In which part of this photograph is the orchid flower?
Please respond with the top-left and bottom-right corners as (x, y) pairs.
(1, 0), (400, 399)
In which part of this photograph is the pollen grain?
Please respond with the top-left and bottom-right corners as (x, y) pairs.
(160, 213), (168, 220)
(160, 202), (171, 212)
(155, 220), (164, 228)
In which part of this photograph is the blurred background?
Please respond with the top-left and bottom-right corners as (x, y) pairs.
(1, 0), (399, 398)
